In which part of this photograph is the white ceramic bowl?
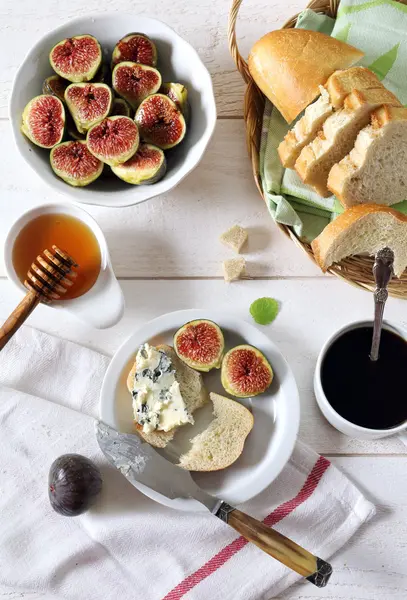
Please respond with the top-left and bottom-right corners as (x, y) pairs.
(9, 14), (217, 208)
(99, 309), (300, 511)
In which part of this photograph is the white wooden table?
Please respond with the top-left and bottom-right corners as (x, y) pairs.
(1, 1), (406, 598)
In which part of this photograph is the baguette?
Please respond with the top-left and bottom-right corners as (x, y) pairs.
(328, 106), (407, 207)
(178, 392), (254, 471)
(248, 29), (364, 123)
(295, 86), (401, 197)
(311, 204), (407, 277)
(127, 344), (208, 448)
(278, 67), (380, 168)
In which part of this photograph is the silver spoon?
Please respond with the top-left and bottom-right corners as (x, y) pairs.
(370, 247), (394, 361)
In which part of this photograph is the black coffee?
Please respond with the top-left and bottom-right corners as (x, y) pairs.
(321, 326), (407, 430)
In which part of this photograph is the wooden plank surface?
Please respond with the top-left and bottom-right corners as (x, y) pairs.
(0, 119), (322, 279)
(0, 278), (405, 455)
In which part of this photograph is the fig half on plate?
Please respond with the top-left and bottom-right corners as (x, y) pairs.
(174, 319), (225, 372)
(111, 143), (166, 185)
(50, 35), (102, 83)
(221, 345), (273, 398)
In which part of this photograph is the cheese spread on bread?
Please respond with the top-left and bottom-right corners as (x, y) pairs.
(132, 344), (193, 434)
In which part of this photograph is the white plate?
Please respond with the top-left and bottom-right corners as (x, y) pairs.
(9, 14), (217, 207)
(99, 309), (300, 511)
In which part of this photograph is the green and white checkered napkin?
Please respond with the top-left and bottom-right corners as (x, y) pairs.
(260, 0), (407, 243)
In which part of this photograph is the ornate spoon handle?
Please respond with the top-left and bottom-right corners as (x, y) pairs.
(370, 247), (394, 361)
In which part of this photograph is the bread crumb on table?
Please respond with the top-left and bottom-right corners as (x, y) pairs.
(219, 225), (248, 253)
(222, 257), (246, 282)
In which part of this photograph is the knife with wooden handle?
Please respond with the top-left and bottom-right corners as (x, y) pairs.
(96, 421), (332, 587)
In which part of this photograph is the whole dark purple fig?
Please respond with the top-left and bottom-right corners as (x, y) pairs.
(48, 454), (102, 516)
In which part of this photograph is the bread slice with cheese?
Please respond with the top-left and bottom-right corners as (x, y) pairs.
(328, 106), (407, 207)
(178, 392), (254, 471)
(127, 344), (208, 448)
(278, 67), (380, 168)
(248, 29), (364, 123)
(296, 87), (401, 197)
(311, 204), (407, 277)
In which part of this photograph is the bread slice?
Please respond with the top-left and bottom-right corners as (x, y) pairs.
(178, 392), (254, 471)
(278, 67), (380, 168)
(127, 344), (208, 448)
(296, 87), (401, 197)
(328, 106), (407, 207)
(311, 204), (407, 277)
(248, 29), (364, 123)
(219, 224), (248, 253)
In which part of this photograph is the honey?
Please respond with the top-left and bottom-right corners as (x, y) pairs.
(12, 213), (101, 300)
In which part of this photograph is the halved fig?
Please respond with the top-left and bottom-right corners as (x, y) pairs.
(42, 75), (69, 102)
(21, 95), (65, 149)
(65, 83), (113, 134)
(112, 33), (157, 68)
(112, 62), (161, 109)
(50, 140), (103, 186)
(110, 97), (132, 117)
(135, 94), (186, 150)
(160, 82), (189, 119)
(221, 345), (273, 398)
(111, 143), (166, 185)
(174, 320), (225, 372)
(50, 35), (102, 83)
(86, 115), (139, 166)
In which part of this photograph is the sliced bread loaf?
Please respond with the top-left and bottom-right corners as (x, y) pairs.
(278, 67), (380, 168)
(311, 204), (407, 277)
(127, 344), (208, 448)
(178, 392), (254, 471)
(295, 87), (401, 197)
(328, 106), (407, 207)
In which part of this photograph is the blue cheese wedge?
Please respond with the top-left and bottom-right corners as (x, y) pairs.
(132, 343), (193, 434)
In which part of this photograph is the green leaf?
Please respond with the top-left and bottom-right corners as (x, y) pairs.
(250, 297), (279, 325)
(368, 43), (400, 81)
(335, 22), (351, 43)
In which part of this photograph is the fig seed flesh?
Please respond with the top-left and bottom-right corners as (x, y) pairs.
(87, 115), (139, 166)
(21, 94), (65, 149)
(50, 140), (103, 186)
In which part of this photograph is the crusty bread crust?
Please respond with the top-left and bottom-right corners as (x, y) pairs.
(248, 29), (364, 123)
(128, 344), (207, 448)
(326, 66), (379, 108)
(311, 205), (407, 272)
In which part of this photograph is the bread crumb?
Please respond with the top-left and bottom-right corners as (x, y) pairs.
(222, 257), (246, 282)
(219, 225), (248, 253)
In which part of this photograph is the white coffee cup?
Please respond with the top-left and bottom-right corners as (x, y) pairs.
(314, 320), (407, 445)
(4, 203), (124, 329)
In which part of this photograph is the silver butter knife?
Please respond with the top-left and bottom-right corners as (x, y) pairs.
(95, 421), (332, 587)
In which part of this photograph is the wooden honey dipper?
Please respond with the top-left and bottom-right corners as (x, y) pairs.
(0, 245), (78, 351)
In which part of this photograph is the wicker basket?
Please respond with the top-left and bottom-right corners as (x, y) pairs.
(228, 0), (407, 299)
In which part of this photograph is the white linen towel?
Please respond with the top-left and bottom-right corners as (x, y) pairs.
(0, 327), (375, 600)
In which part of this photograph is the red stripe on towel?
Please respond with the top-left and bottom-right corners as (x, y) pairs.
(162, 455), (331, 600)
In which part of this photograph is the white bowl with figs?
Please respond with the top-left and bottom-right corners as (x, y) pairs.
(9, 14), (217, 208)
